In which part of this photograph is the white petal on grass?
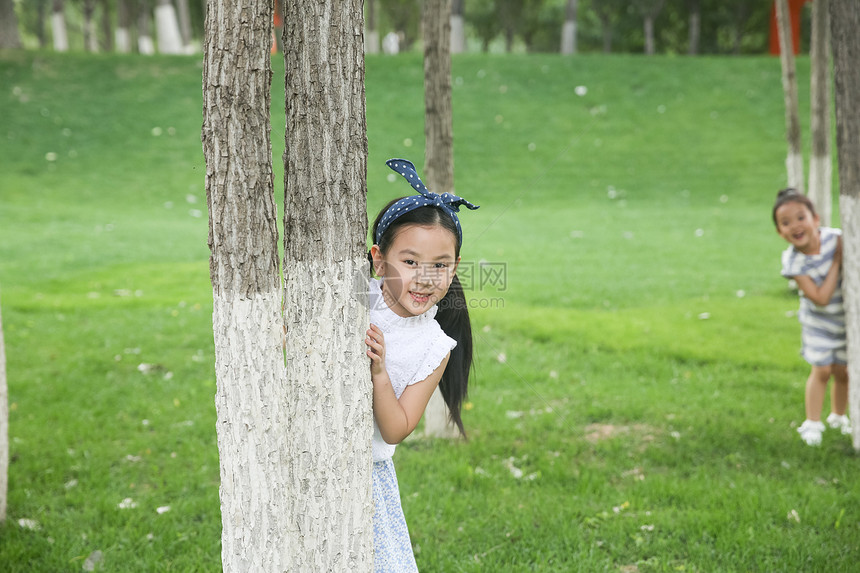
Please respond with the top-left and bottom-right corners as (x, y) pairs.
(570, 230), (584, 239)
(657, 105), (666, 114)
(549, 370), (558, 379)
(720, 194), (729, 203)
(151, 127), (163, 136)
(185, 193), (197, 204)
(574, 85), (587, 96)
(82, 550), (104, 572)
(403, 138), (413, 147)
(504, 457), (523, 479)
(494, 115), (503, 124)
(125, 454), (142, 463)
(695, 228), (705, 237)
(497, 352), (507, 363)
(506, 411), (524, 419)
(118, 498), (138, 509)
(189, 209), (202, 218)
(787, 509), (801, 523)
(156, 505), (171, 514)
(65, 479), (78, 490)
(622, 231), (634, 240)
(698, 313), (710, 320)
(736, 290), (746, 298)
(18, 518), (41, 531)
(527, 142), (536, 151)
(387, 173), (397, 183)
(670, 431), (681, 439)
(482, 324), (491, 333)
(640, 524), (655, 532)
(45, 152), (58, 162)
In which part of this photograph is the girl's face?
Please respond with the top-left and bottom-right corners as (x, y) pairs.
(775, 201), (820, 254)
(371, 224), (460, 318)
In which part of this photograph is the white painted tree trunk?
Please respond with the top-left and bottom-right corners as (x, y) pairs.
(51, 6), (68, 52)
(138, 0), (154, 55)
(809, 0), (832, 226)
(366, 0), (379, 53)
(561, 0), (577, 55)
(282, 0), (374, 569)
(0, 299), (8, 523)
(116, 29), (131, 53)
(450, 15), (465, 54)
(830, 0), (860, 451)
(176, 0), (192, 49)
(776, 0), (805, 193)
(423, 0), (459, 439)
(155, 0), (183, 54)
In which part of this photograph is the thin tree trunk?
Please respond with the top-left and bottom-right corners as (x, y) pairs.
(644, 16), (655, 54)
(52, 0), (68, 52)
(155, 0), (183, 54)
(776, 0), (805, 193)
(688, 0), (700, 55)
(138, 0), (154, 55)
(0, 299), (8, 523)
(0, 0), (22, 49)
(282, 0), (374, 568)
(366, 0), (379, 53)
(809, 0), (832, 226)
(100, 0), (113, 51)
(450, 0), (465, 54)
(176, 0), (192, 48)
(83, 0), (98, 52)
(423, 0), (459, 438)
(830, 0), (860, 451)
(203, 1), (287, 569)
(116, 0), (131, 53)
(37, 0), (48, 48)
(601, 17), (613, 53)
(561, 0), (577, 55)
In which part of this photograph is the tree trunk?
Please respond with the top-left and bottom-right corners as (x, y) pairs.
(0, 0), (22, 49)
(601, 18), (613, 53)
(422, 0), (459, 439)
(776, 0), (805, 193)
(0, 299), (8, 523)
(688, 0), (700, 55)
(644, 16), (655, 55)
(138, 0), (155, 55)
(282, 0), (374, 569)
(116, 0), (131, 53)
(365, 0), (379, 53)
(176, 0), (192, 49)
(155, 0), (183, 54)
(52, 0), (69, 52)
(561, 0), (577, 55)
(809, 0), (832, 226)
(100, 0), (113, 52)
(450, 0), (465, 54)
(83, 0), (98, 52)
(37, 0), (48, 48)
(830, 0), (860, 451)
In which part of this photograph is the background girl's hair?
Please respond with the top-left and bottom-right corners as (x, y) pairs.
(772, 188), (816, 226)
(369, 199), (473, 436)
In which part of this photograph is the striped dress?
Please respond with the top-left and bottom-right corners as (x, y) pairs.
(781, 227), (846, 366)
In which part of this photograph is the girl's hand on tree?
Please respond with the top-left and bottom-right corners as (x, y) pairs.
(366, 324), (386, 377)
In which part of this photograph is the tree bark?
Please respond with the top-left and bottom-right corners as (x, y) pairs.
(776, 0), (805, 193)
(366, 0), (379, 53)
(37, 0), (48, 48)
(52, 0), (68, 52)
(830, 0), (860, 450)
(282, 0), (374, 569)
(644, 16), (655, 55)
(0, 299), (8, 523)
(450, 0), (465, 54)
(100, 0), (113, 51)
(83, 0), (98, 52)
(561, 0), (577, 55)
(155, 0), (183, 54)
(809, 0), (832, 226)
(116, 0), (131, 53)
(688, 0), (700, 55)
(138, 0), (155, 55)
(0, 0), (22, 49)
(204, 0), (303, 569)
(422, 0), (459, 439)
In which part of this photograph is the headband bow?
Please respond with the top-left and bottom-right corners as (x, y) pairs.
(375, 158), (479, 245)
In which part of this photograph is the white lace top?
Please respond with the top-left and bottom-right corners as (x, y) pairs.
(369, 278), (457, 462)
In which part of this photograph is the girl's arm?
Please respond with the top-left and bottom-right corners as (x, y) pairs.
(366, 324), (450, 445)
(794, 237), (843, 306)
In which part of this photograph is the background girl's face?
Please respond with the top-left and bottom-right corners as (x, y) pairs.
(775, 200), (820, 253)
(372, 224), (459, 318)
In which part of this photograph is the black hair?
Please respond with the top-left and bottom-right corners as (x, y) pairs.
(772, 188), (817, 227)
(368, 198), (473, 437)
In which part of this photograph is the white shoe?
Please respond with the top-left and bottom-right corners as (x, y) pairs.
(797, 420), (825, 446)
(826, 413), (852, 435)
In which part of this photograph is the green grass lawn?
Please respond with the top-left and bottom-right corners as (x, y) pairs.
(1, 50), (858, 572)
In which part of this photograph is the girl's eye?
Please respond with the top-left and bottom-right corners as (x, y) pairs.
(434, 263), (449, 269)
(404, 259), (416, 266)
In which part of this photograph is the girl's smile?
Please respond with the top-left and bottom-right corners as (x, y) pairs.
(371, 224), (460, 318)
(775, 201), (821, 254)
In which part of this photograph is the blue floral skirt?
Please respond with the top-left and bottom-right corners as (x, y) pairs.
(373, 459), (418, 572)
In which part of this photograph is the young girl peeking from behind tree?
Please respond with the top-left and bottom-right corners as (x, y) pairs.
(774, 188), (850, 446)
(365, 159), (478, 571)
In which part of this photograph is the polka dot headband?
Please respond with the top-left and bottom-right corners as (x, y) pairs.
(375, 158), (479, 246)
